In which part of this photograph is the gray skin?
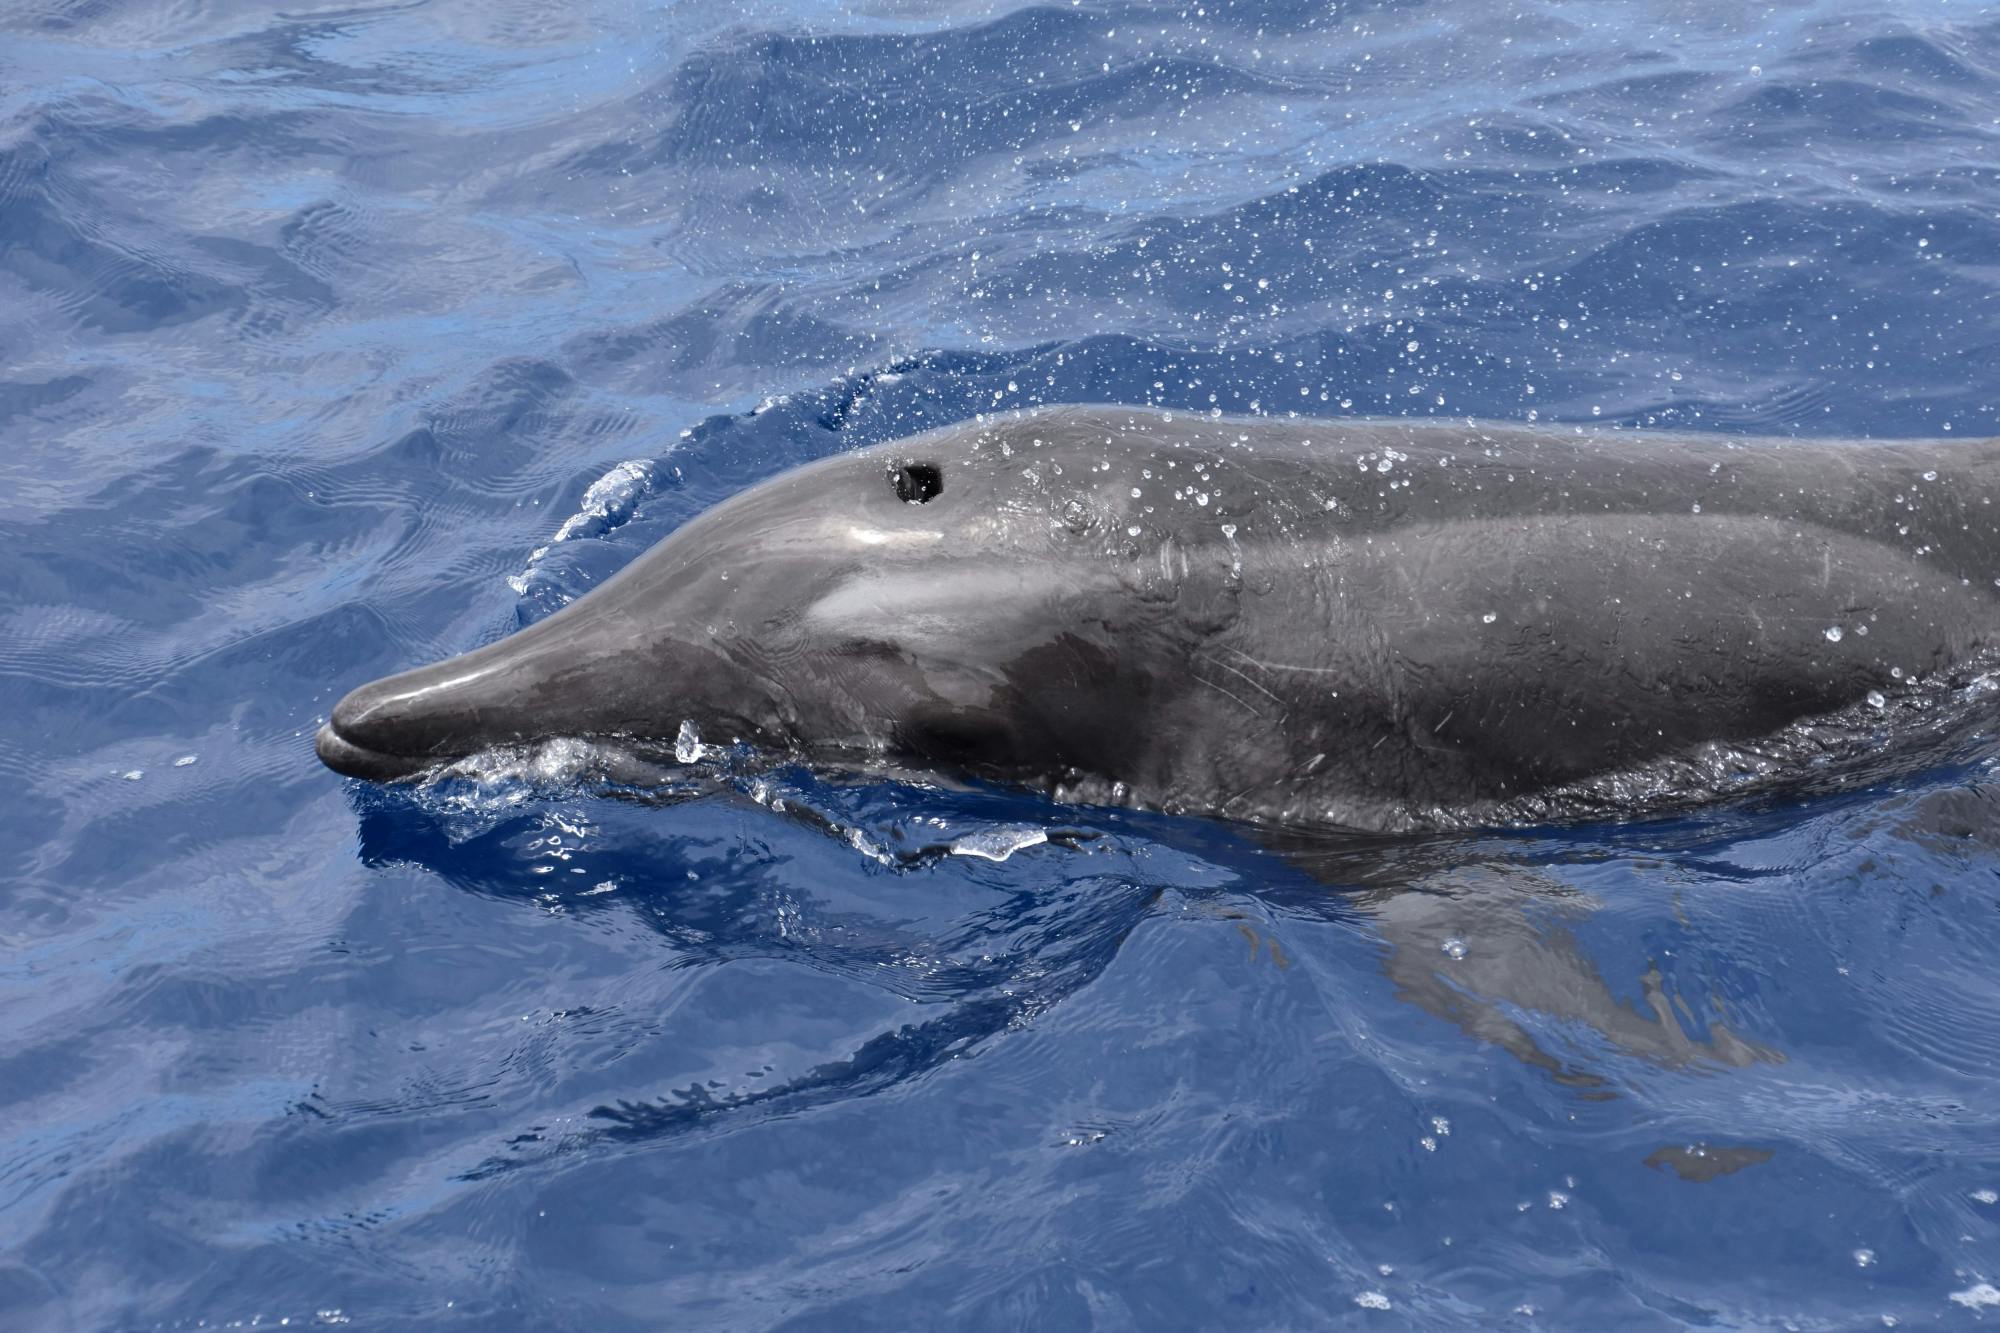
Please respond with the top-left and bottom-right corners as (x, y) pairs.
(317, 405), (2000, 831)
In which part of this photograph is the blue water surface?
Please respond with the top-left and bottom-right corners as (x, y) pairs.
(5, 0), (2000, 1327)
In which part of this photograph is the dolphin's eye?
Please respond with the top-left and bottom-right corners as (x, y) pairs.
(892, 462), (943, 504)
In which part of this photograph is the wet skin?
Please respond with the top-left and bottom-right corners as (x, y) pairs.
(319, 405), (2000, 832)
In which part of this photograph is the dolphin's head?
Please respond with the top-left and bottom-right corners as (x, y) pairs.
(318, 414), (1176, 783)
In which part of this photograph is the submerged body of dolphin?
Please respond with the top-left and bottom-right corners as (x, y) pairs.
(318, 406), (2000, 830)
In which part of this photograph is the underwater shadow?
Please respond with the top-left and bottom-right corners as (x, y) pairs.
(333, 753), (2000, 1175)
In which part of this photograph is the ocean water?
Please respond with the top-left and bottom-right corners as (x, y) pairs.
(4, 0), (2000, 1327)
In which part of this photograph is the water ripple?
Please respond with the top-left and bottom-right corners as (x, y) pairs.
(3, 0), (2000, 1328)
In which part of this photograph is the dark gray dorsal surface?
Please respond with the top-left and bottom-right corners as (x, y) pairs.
(319, 406), (2000, 831)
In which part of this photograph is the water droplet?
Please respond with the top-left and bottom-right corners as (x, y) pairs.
(1481, 612), (1497, 625)
(122, 770), (143, 781)
(1127, 524), (1141, 537)
(1890, 667), (1905, 679)
(1853, 1248), (1876, 1269)
(1866, 690), (1886, 709)
(1441, 937), (1468, 960)
(674, 720), (704, 764)
(1824, 626), (1844, 643)
(174, 755), (197, 766)
(1923, 471), (1938, 482)
(1691, 502), (1702, 514)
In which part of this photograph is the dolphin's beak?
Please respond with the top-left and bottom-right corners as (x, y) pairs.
(314, 715), (435, 781)
(314, 603), (628, 782)
(315, 660), (488, 781)
(313, 543), (716, 784)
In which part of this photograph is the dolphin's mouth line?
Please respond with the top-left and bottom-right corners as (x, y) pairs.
(315, 721), (444, 782)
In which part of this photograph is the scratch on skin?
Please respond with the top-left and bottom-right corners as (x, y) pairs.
(1218, 645), (1343, 676)
(1202, 652), (1286, 711)
(1190, 671), (1264, 719)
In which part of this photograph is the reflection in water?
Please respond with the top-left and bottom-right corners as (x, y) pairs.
(354, 778), (1166, 1180)
(347, 760), (1911, 1178)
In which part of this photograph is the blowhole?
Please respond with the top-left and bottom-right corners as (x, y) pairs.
(893, 461), (944, 504)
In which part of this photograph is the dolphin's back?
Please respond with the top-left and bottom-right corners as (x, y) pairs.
(895, 409), (2000, 826)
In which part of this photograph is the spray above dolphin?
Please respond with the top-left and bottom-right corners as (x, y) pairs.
(317, 405), (2000, 831)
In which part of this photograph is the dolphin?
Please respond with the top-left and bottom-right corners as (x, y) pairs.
(317, 405), (2000, 831)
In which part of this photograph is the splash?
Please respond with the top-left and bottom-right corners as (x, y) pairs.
(949, 826), (1050, 862)
(507, 460), (655, 595)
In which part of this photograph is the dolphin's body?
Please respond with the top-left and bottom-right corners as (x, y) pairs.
(317, 406), (2000, 830)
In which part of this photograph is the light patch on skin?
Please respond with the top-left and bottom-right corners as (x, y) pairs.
(809, 566), (1049, 643)
(845, 525), (944, 547)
